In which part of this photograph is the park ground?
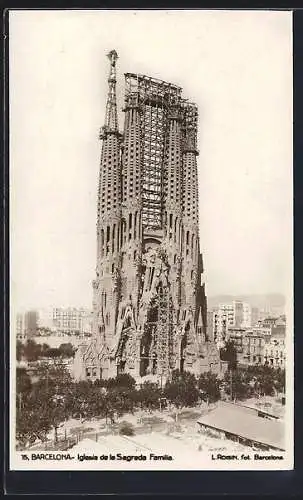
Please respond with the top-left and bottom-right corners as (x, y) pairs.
(25, 394), (284, 455)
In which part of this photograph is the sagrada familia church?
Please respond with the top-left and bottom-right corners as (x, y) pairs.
(73, 50), (222, 382)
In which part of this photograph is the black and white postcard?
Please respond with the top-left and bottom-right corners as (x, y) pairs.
(9, 9), (293, 471)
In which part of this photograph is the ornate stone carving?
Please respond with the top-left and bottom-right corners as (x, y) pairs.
(75, 53), (221, 382)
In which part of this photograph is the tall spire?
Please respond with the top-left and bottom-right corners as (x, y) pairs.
(102, 49), (119, 135)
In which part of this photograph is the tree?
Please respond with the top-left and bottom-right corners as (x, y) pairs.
(40, 343), (51, 357)
(17, 340), (53, 362)
(106, 387), (137, 419)
(15, 363), (75, 448)
(35, 363), (73, 394)
(23, 339), (42, 362)
(119, 421), (135, 436)
(46, 348), (61, 358)
(164, 370), (199, 408)
(93, 378), (108, 388)
(106, 373), (136, 390)
(16, 368), (32, 428)
(136, 382), (161, 411)
(31, 364), (73, 441)
(58, 343), (75, 358)
(16, 367), (32, 395)
(274, 367), (285, 394)
(198, 372), (221, 403)
(37, 327), (52, 336)
(46, 394), (66, 443)
(16, 383), (59, 447)
(224, 369), (252, 401)
(65, 380), (92, 421)
(257, 366), (275, 396)
(16, 341), (24, 362)
(220, 340), (237, 371)
(242, 365), (277, 397)
(16, 397), (51, 447)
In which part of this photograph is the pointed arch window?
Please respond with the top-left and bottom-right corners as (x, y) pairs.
(106, 226), (110, 255)
(174, 218), (178, 242)
(112, 224), (116, 253)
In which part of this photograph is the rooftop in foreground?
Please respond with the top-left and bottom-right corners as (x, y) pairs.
(197, 403), (285, 451)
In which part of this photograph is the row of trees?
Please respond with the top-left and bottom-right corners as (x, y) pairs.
(16, 363), (285, 449)
(223, 365), (285, 400)
(17, 340), (75, 362)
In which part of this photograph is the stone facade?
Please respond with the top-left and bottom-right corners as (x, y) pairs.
(73, 50), (221, 382)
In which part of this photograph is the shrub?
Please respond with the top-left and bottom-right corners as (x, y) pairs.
(107, 374), (136, 390)
(118, 421), (135, 436)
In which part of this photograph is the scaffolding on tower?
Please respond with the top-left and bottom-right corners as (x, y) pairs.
(124, 73), (183, 231)
(154, 282), (173, 376)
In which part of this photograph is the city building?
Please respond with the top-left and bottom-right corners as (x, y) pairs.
(226, 326), (247, 340)
(263, 320), (286, 369)
(16, 310), (39, 340)
(25, 310), (39, 338)
(261, 317), (279, 328)
(226, 316), (286, 368)
(226, 328), (265, 366)
(251, 307), (260, 326)
(271, 316), (286, 338)
(73, 50), (221, 382)
(37, 308), (55, 332)
(263, 337), (286, 368)
(16, 313), (26, 340)
(234, 300), (244, 327)
(25, 311), (39, 339)
(256, 316), (286, 337)
(16, 307), (93, 351)
(242, 303), (259, 327)
(241, 333), (266, 366)
(252, 325), (272, 338)
(52, 308), (92, 336)
(212, 301), (256, 347)
(213, 306), (233, 348)
(206, 310), (214, 342)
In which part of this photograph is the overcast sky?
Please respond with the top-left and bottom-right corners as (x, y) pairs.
(9, 10), (293, 311)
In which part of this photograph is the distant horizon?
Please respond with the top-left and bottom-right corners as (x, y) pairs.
(14, 291), (286, 314)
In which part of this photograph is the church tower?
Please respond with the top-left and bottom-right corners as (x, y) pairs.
(73, 51), (222, 382)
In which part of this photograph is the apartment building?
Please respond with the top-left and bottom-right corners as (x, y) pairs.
(52, 308), (92, 335)
(213, 301), (258, 347)
(263, 337), (286, 368)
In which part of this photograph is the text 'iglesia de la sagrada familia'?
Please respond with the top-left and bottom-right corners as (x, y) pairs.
(74, 50), (222, 382)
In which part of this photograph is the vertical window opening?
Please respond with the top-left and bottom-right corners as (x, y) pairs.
(112, 224), (116, 254)
(101, 229), (104, 257)
(106, 226), (110, 255)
